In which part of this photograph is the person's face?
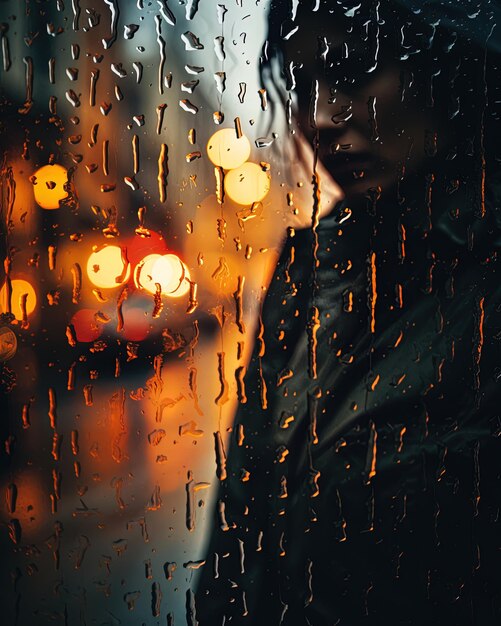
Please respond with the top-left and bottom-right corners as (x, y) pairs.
(283, 12), (438, 196)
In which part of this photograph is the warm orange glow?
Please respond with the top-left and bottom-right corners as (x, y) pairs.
(207, 128), (251, 170)
(86, 245), (131, 289)
(32, 164), (69, 210)
(224, 162), (271, 205)
(1, 471), (48, 534)
(0, 279), (37, 320)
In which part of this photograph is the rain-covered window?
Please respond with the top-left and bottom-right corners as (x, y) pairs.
(1, 1), (501, 624)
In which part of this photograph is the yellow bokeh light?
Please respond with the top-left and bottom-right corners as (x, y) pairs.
(224, 161), (271, 205)
(137, 254), (188, 297)
(32, 164), (69, 210)
(135, 253), (163, 293)
(150, 254), (186, 295)
(155, 257), (191, 298)
(86, 245), (130, 289)
(0, 279), (37, 320)
(207, 128), (251, 170)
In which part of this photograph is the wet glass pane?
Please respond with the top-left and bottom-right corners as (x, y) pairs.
(1, 1), (501, 624)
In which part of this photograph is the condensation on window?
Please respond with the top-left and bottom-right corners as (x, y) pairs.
(1, 1), (501, 625)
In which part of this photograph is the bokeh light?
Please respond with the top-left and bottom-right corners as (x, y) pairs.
(165, 262), (191, 298)
(134, 253), (163, 293)
(150, 254), (186, 295)
(0, 279), (37, 321)
(32, 164), (69, 210)
(207, 128), (251, 170)
(86, 245), (131, 289)
(70, 309), (104, 342)
(224, 161), (271, 205)
(135, 253), (191, 298)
